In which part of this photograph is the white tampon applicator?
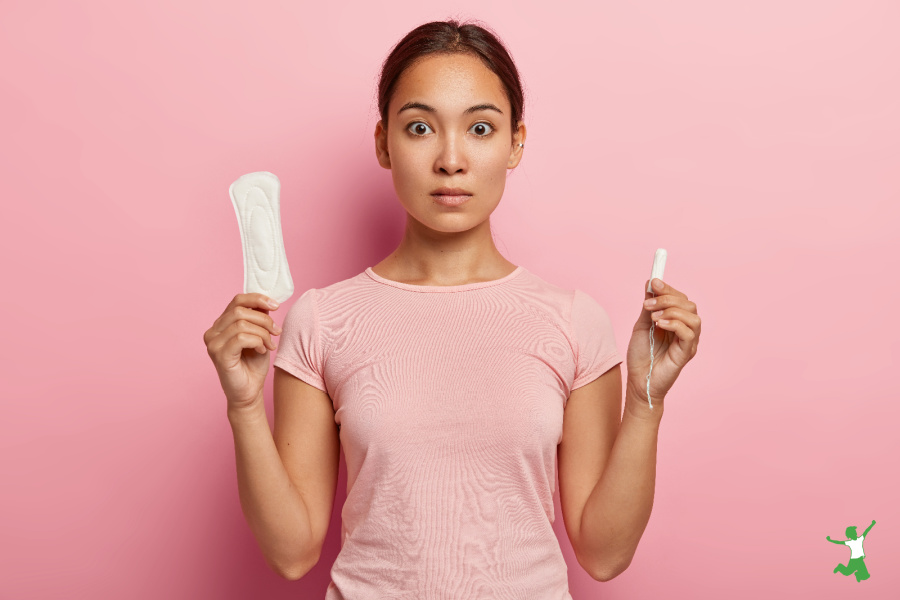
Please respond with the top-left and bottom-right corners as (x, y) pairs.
(646, 248), (667, 409)
(648, 248), (667, 293)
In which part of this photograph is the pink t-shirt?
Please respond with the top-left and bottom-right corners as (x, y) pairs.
(273, 265), (622, 599)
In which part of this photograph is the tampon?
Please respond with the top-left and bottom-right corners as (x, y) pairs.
(647, 248), (667, 292)
(645, 248), (668, 409)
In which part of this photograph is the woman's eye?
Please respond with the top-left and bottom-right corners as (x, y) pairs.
(408, 122), (433, 136)
(406, 122), (495, 137)
(469, 122), (494, 136)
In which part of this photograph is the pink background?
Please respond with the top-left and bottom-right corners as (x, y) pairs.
(1, 1), (897, 598)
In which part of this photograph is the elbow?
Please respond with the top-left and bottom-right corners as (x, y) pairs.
(575, 540), (635, 582)
(276, 549), (321, 581)
(278, 560), (314, 582)
(591, 556), (632, 582)
(278, 565), (305, 582)
(576, 546), (626, 583)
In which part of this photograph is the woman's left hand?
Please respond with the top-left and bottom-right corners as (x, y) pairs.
(625, 278), (701, 407)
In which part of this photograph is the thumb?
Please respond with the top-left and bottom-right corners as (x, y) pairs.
(637, 279), (655, 325)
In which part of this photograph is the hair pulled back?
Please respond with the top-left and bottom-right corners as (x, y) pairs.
(377, 19), (525, 138)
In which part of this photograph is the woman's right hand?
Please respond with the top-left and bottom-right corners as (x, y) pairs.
(204, 293), (283, 412)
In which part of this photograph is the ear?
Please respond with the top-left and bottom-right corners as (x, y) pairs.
(375, 120), (391, 169)
(508, 120), (527, 169)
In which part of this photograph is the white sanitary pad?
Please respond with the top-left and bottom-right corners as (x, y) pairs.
(228, 171), (295, 304)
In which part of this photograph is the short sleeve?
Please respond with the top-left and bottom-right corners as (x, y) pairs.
(570, 288), (623, 390)
(273, 288), (328, 393)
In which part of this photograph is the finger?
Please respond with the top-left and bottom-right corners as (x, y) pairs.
(232, 331), (270, 355)
(644, 293), (697, 316)
(639, 280), (656, 324)
(232, 305), (282, 339)
(649, 278), (687, 300)
(653, 316), (696, 348)
(214, 330), (269, 361)
(229, 293), (281, 312)
(216, 294), (278, 335)
(650, 307), (701, 331)
(228, 319), (278, 351)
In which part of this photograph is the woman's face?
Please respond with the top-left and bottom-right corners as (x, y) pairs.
(375, 52), (526, 233)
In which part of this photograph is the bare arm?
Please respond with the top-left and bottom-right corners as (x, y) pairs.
(228, 397), (319, 579)
(575, 384), (662, 581)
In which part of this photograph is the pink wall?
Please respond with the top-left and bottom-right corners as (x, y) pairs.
(1, 1), (897, 597)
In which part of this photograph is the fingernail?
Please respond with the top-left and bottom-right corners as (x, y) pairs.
(644, 298), (657, 307)
(268, 299), (279, 308)
(653, 279), (664, 290)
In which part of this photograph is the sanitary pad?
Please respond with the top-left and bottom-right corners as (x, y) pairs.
(228, 171), (294, 304)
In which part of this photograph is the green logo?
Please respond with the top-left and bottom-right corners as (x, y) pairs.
(827, 520), (875, 582)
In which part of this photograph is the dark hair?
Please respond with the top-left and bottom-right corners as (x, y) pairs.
(377, 19), (525, 140)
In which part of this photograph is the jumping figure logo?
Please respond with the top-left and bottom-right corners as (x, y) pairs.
(826, 520), (875, 582)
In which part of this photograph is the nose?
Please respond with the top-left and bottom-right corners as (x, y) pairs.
(434, 134), (467, 175)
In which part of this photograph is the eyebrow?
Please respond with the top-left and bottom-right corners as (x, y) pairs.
(396, 101), (504, 116)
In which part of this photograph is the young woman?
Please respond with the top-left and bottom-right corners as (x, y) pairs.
(205, 19), (701, 598)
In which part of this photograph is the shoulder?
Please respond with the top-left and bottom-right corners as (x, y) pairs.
(510, 267), (577, 313)
(281, 271), (369, 337)
(509, 268), (617, 336)
(306, 270), (371, 311)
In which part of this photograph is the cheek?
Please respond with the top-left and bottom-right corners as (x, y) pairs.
(479, 149), (513, 184)
(392, 143), (429, 171)
(483, 139), (514, 166)
(390, 153), (427, 190)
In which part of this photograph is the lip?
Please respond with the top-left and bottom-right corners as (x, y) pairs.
(431, 187), (472, 196)
(432, 194), (472, 207)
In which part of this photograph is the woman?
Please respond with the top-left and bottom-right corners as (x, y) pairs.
(204, 19), (701, 597)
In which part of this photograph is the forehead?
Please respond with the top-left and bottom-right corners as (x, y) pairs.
(391, 53), (508, 112)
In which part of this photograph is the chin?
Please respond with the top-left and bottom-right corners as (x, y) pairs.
(413, 211), (483, 233)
